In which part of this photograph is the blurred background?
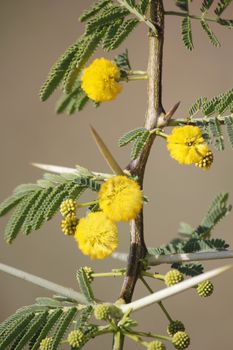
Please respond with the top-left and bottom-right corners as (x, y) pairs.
(0, 1), (233, 349)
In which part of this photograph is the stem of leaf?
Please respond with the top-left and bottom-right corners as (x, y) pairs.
(124, 332), (149, 347)
(140, 276), (173, 322)
(92, 271), (126, 278)
(77, 200), (98, 208)
(165, 11), (218, 23)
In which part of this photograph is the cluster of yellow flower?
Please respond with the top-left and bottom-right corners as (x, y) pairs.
(60, 176), (143, 260)
(81, 58), (213, 170)
(167, 126), (213, 170)
(81, 58), (122, 102)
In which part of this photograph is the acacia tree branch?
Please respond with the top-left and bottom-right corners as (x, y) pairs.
(112, 2), (165, 349)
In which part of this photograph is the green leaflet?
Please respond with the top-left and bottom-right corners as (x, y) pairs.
(79, 0), (112, 22)
(0, 192), (27, 217)
(76, 269), (95, 303)
(217, 18), (233, 28)
(63, 30), (106, 93)
(200, 19), (220, 47)
(114, 50), (132, 72)
(189, 97), (207, 117)
(31, 309), (63, 350)
(178, 222), (194, 237)
(12, 312), (48, 350)
(138, 0), (150, 15)
(200, 193), (231, 234)
(225, 116), (233, 147)
(85, 6), (129, 35)
(200, 0), (214, 12)
(118, 127), (147, 147)
(175, 0), (189, 12)
(39, 40), (81, 101)
(102, 19), (124, 51)
(0, 172), (92, 243)
(75, 306), (93, 330)
(130, 130), (150, 160)
(0, 313), (35, 349)
(181, 16), (194, 50)
(171, 263), (204, 277)
(74, 177), (101, 192)
(48, 307), (77, 350)
(56, 88), (89, 114)
(214, 0), (233, 16)
(4, 192), (41, 243)
(104, 18), (139, 51)
(208, 117), (224, 150)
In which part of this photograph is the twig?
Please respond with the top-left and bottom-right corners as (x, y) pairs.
(116, 0), (158, 34)
(120, 265), (232, 313)
(0, 262), (88, 304)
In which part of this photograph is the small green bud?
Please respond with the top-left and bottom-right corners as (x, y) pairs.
(94, 304), (122, 321)
(60, 199), (77, 216)
(39, 337), (52, 350)
(172, 331), (190, 349)
(164, 270), (184, 287)
(196, 280), (214, 297)
(167, 320), (185, 336)
(67, 330), (85, 348)
(82, 266), (94, 283)
(147, 340), (166, 350)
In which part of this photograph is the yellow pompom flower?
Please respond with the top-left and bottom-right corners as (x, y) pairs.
(98, 176), (143, 222)
(167, 126), (210, 165)
(81, 58), (122, 102)
(74, 212), (118, 259)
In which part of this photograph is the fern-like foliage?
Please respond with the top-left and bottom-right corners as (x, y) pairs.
(0, 297), (97, 350)
(188, 88), (233, 150)
(181, 16), (194, 50)
(147, 193), (231, 276)
(0, 172), (101, 243)
(175, 0), (189, 12)
(173, 0), (233, 49)
(76, 269), (95, 303)
(40, 0), (149, 108)
(118, 127), (150, 160)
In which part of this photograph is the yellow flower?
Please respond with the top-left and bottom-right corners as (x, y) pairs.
(74, 212), (118, 259)
(81, 58), (122, 102)
(167, 126), (210, 165)
(98, 175), (143, 222)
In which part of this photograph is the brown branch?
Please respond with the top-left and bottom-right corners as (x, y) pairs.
(112, 3), (165, 348)
(118, 0), (165, 307)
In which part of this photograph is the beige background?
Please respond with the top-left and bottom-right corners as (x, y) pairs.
(0, 1), (233, 349)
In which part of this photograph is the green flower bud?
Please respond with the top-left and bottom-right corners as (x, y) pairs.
(164, 270), (184, 287)
(172, 331), (190, 349)
(39, 337), (52, 350)
(167, 320), (185, 336)
(60, 199), (77, 216)
(61, 213), (79, 236)
(67, 330), (85, 348)
(147, 340), (166, 350)
(94, 304), (122, 321)
(196, 280), (214, 297)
